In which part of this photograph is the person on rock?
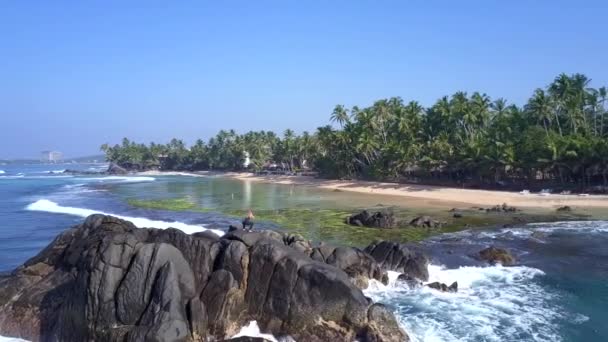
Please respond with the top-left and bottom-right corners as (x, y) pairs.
(242, 209), (255, 230)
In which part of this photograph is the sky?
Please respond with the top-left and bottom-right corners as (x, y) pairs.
(1, 1), (607, 159)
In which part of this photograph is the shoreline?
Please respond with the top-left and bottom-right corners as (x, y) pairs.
(137, 170), (608, 209)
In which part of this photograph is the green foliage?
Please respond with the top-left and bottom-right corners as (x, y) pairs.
(102, 73), (608, 189)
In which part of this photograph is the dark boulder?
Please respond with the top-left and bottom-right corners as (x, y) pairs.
(477, 246), (515, 265)
(409, 216), (442, 228)
(107, 162), (128, 175)
(346, 210), (396, 229)
(396, 274), (422, 288)
(364, 241), (429, 281)
(0, 215), (407, 342)
(358, 303), (410, 342)
(426, 281), (458, 292)
(308, 244), (387, 288)
(556, 205), (572, 212)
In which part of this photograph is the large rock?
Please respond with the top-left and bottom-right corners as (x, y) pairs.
(409, 216), (442, 228)
(107, 162), (128, 175)
(477, 246), (515, 265)
(0, 215), (407, 342)
(426, 281), (458, 293)
(364, 241), (429, 281)
(346, 210), (396, 229)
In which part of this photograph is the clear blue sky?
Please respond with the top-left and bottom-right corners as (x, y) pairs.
(1, 1), (607, 159)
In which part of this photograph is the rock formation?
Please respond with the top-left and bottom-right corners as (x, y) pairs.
(364, 241), (429, 281)
(107, 162), (129, 175)
(345, 210), (396, 229)
(477, 246), (515, 265)
(0, 215), (409, 342)
(426, 281), (458, 293)
(409, 216), (442, 228)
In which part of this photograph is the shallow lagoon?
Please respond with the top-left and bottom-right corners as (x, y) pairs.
(118, 175), (588, 246)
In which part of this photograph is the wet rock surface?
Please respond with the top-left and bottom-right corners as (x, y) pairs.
(409, 216), (443, 228)
(364, 241), (430, 281)
(346, 210), (396, 229)
(0, 215), (409, 342)
(426, 281), (458, 292)
(477, 246), (515, 265)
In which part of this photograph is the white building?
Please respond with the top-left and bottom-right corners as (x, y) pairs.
(243, 151), (251, 168)
(41, 151), (63, 162)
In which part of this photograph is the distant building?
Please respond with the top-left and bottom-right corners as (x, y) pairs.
(243, 151), (251, 168)
(41, 151), (63, 163)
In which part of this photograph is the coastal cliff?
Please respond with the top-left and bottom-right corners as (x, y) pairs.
(0, 215), (428, 342)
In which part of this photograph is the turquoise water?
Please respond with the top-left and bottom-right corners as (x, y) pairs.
(0, 164), (607, 341)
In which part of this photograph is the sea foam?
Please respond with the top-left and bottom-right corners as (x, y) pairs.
(0, 336), (29, 342)
(42, 170), (66, 174)
(80, 176), (156, 183)
(232, 321), (280, 342)
(0, 170), (4, 174)
(26, 199), (224, 236)
(364, 264), (562, 342)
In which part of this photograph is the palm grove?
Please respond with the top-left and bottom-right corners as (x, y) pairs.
(101, 74), (608, 190)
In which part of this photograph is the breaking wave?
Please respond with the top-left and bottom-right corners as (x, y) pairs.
(364, 264), (565, 342)
(25, 199), (223, 236)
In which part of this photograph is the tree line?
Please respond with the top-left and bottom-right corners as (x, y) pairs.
(101, 73), (608, 191)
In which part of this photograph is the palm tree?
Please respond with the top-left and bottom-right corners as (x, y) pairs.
(526, 89), (553, 136)
(330, 105), (350, 127)
(598, 86), (607, 136)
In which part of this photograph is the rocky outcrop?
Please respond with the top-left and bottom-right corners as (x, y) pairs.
(409, 216), (442, 228)
(346, 210), (396, 229)
(477, 246), (515, 265)
(107, 162), (128, 175)
(481, 203), (518, 213)
(556, 205), (572, 212)
(396, 274), (422, 289)
(0, 215), (408, 342)
(426, 281), (458, 293)
(226, 229), (388, 289)
(364, 241), (429, 281)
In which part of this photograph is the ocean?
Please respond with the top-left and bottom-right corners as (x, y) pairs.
(0, 163), (606, 342)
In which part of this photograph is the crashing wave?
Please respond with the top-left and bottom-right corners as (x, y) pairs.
(364, 263), (563, 342)
(0, 170), (4, 174)
(231, 321), (284, 342)
(25, 199), (223, 236)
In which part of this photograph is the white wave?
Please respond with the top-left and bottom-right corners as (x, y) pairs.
(60, 183), (106, 194)
(364, 264), (563, 342)
(0, 170), (4, 174)
(25, 199), (224, 236)
(80, 176), (156, 183)
(478, 221), (608, 240)
(232, 321), (295, 342)
(0, 336), (29, 342)
(43, 169), (66, 174)
(87, 165), (109, 172)
(0, 175), (24, 179)
(27, 175), (74, 179)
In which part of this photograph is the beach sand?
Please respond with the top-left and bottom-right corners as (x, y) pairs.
(138, 171), (608, 209)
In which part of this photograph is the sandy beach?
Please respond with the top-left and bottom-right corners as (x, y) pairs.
(137, 170), (608, 209)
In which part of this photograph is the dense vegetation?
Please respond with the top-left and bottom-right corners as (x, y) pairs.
(102, 73), (608, 191)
